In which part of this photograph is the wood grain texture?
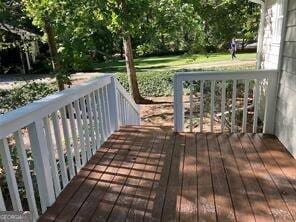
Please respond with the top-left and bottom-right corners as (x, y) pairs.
(39, 126), (296, 222)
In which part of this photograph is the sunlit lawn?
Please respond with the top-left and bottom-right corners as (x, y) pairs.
(94, 52), (256, 72)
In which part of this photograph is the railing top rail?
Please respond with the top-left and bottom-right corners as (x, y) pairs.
(114, 78), (139, 112)
(175, 69), (278, 81)
(0, 75), (111, 138)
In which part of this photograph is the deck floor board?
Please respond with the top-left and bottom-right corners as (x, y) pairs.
(40, 126), (296, 222)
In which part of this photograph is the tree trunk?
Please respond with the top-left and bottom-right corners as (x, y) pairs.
(44, 16), (64, 91)
(120, 41), (124, 59)
(123, 35), (151, 104)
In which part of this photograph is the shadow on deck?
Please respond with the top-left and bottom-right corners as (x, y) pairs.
(40, 126), (296, 222)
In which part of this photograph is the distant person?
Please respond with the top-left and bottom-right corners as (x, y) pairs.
(230, 38), (237, 60)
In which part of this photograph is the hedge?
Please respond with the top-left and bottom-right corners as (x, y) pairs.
(116, 65), (255, 97)
(116, 71), (174, 97)
(0, 82), (57, 114)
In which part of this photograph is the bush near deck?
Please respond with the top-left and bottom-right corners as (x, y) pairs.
(0, 83), (57, 114)
(116, 64), (255, 97)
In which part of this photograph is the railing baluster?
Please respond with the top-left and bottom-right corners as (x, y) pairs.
(126, 104), (129, 124)
(126, 100), (129, 124)
(14, 130), (38, 219)
(43, 117), (61, 196)
(253, 80), (260, 133)
(137, 112), (141, 125)
(90, 92), (102, 147)
(130, 105), (133, 124)
(60, 107), (75, 178)
(80, 97), (92, 160)
(99, 88), (108, 138)
(137, 107), (141, 125)
(95, 90), (106, 143)
(104, 86), (112, 135)
(131, 108), (135, 124)
(231, 80), (237, 133)
(67, 104), (81, 171)
(200, 80), (204, 133)
(28, 120), (55, 212)
(73, 100), (87, 165)
(0, 138), (22, 211)
(121, 94), (124, 125)
(116, 90), (122, 127)
(85, 95), (96, 155)
(117, 91), (122, 125)
(242, 80), (249, 133)
(123, 98), (127, 125)
(130, 106), (133, 124)
(126, 101), (129, 124)
(125, 100), (129, 124)
(100, 88), (108, 135)
(0, 188), (6, 211)
(52, 112), (69, 187)
(221, 80), (226, 132)
(189, 81), (193, 132)
(121, 95), (125, 125)
(210, 80), (215, 132)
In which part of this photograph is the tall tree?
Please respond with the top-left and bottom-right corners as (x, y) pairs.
(22, 0), (118, 90)
(97, 0), (152, 104)
(22, 0), (67, 90)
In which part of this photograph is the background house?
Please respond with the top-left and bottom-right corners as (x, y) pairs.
(0, 24), (40, 74)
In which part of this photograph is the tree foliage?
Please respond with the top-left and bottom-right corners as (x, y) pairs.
(0, 0), (36, 49)
(19, 0), (260, 61)
(1, 0), (260, 95)
(191, 0), (260, 50)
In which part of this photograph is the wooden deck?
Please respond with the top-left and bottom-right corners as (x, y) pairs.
(40, 126), (296, 222)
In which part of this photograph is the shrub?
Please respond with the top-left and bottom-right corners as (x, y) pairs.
(0, 82), (57, 114)
(116, 71), (174, 97)
(116, 65), (256, 97)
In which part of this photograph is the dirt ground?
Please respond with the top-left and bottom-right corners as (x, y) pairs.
(140, 96), (222, 132)
(140, 97), (175, 127)
(140, 95), (257, 133)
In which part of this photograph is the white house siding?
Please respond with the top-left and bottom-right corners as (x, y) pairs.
(259, 0), (283, 124)
(274, 0), (296, 157)
(260, 0), (282, 69)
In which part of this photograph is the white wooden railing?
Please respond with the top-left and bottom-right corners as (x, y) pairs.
(174, 70), (278, 134)
(0, 75), (140, 220)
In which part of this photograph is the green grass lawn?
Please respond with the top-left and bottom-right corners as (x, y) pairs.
(94, 52), (256, 73)
(92, 52), (257, 97)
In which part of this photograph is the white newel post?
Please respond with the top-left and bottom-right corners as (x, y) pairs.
(137, 106), (141, 125)
(107, 76), (120, 131)
(174, 75), (184, 132)
(28, 120), (55, 213)
(263, 71), (278, 134)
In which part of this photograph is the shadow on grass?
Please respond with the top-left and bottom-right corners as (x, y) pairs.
(93, 54), (199, 72)
(95, 65), (173, 73)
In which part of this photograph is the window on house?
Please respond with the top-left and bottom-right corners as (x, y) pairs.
(271, 0), (284, 44)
